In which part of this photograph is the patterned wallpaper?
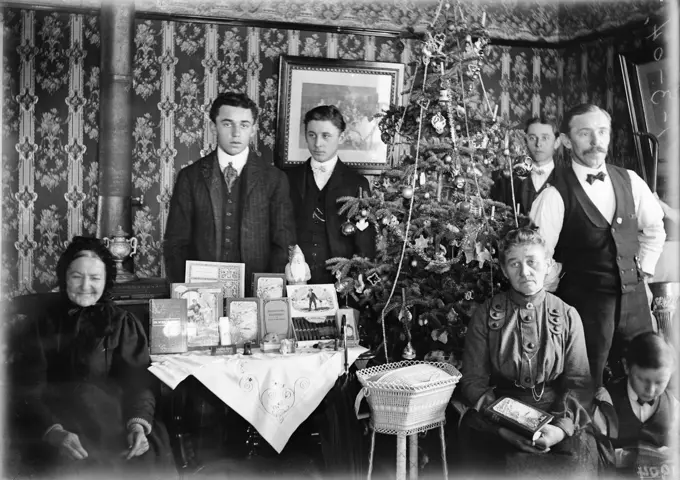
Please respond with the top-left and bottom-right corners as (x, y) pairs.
(0, 6), (661, 297)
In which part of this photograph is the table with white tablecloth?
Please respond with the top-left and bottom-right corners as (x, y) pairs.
(149, 346), (366, 453)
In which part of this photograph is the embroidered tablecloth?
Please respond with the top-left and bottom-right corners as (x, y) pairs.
(149, 347), (367, 453)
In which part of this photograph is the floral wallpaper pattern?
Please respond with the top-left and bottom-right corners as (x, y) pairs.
(0, 4), (663, 297)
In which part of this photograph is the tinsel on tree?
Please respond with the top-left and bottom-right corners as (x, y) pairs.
(328, 0), (533, 365)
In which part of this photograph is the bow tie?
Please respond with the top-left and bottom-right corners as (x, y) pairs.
(532, 168), (546, 176)
(586, 171), (606, 184)
(637, 398), (654, 407)
(311, 164), (328, 174)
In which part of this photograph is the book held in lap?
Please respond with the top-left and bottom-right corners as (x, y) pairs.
(484, 396), (554, 442)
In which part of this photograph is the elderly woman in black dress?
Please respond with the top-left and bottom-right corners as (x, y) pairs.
(457, 228), (600, 477)
(18, 236), (175, 478)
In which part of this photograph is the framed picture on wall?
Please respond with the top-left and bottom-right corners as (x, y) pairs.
(619, 48), (671, 195)
(277, 55), (405, 174)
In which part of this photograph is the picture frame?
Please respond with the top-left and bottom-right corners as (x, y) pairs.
(252, 273), (287, 300)
(286, 283), (339, 319)
(261, 297), (292, 339)
(185, 260), (245, 298)
(277, 55), (405, 174)
(170, 282), (223, 349)
(619, 48), (671, 195)
(223, 298), (261, 347)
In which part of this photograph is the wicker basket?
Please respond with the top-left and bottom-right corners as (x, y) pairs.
(354, 360), (461, 435)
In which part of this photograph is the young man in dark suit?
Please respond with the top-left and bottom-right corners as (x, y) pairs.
(286, 105), (376, 284)
(490, 116), (561, 214)
(164, 92), (296, 291)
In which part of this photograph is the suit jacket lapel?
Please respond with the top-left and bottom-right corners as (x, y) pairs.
(241, 150), (263, 225)
(201, 152), (224, 260)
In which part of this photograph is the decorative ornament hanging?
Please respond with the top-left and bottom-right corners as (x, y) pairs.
(464, 291), (474, 301)
(424, 192), (431, 199)
(356, 218), (369, 231)
(402, 341), (417, 360)
(402, 185), (414, 199)
(458, 201), (472, 213)
(341, 221), (356, 236)
(444, 154), (452, 163)
(438, 88), (451, 104)
(431, 111), (447, 135)
(355, 273), (365, 294)
(411, 258), (418, 267)
(366, 272), (381, 286)
(454, 175), (465, 189)
(513, 156), (534, 177)
(360, 209), (368, 217)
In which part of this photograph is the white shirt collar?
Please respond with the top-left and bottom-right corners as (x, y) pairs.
(217, 146), (249, 176)
(571, 159), (607, 182)
(627, 379), (656, 407)
(532, 160), (554, 176)
(310, 156), (338, 174)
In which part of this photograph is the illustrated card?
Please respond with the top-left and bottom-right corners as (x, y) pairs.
(171, 282), (223, 348)
(224, 297), (261, 346)
(185, 261), (245, 298)
(285, 283), (339, 320)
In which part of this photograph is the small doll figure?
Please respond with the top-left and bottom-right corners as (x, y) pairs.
(285, 244), (311, 285)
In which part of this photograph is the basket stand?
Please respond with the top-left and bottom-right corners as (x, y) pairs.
(355, 361), (460, 480)
(360, 419), (448, 480)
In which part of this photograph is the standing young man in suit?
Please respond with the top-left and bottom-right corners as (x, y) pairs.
(490, 116), (561, 214)
(530, 103), (665, 388)
(286, 105), (376, 284)
(164, 92), (296, 290)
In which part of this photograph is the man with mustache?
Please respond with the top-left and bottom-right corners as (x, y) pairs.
(530, 103), (665, 389)
(490, 116), (561, 214)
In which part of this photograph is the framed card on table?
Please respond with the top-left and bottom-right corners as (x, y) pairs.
(185, 260), (245, 298)
(170, 282), (223, 349)
(222, 298), (261, 347)
(252, 273), (287, 299)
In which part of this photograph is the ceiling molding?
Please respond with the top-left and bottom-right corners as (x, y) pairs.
(2, 0), (666, 44)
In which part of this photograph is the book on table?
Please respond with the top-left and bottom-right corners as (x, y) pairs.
(483, 396), (554, 442)
(149, 298), (188, 354)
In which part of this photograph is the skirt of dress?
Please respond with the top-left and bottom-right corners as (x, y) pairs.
(457, 409), (600, 479)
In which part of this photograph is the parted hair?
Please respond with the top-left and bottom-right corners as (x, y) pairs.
(525, 116), (559, 136)
(57, 236), (117, 297)
(303, 105), (346, 132)
(498, 227), (546, 265)
(209, 92), (259, 123)
(560, 103), (611, 134)
(624, 332), (675, 369)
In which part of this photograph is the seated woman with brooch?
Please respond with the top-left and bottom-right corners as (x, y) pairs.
(457, 227), (600, 477)
(16, 236), (176, 479)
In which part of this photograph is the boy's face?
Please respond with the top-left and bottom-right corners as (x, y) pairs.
(213, 105), (257, 156)
(626, 363), (673, 403)
(305, 120), (344, 163)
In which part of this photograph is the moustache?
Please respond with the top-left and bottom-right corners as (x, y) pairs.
(585, 147), (608, 154)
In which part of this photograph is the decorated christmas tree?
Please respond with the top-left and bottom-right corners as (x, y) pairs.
(328, 1), (533, 365)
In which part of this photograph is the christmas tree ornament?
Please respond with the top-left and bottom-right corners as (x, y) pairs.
(431, 112), (447, 134)
(402, 341), (417, 360)
(402, 185), (414, 199)
(513, 156), (534, 177)
(454, 175), (465, 189)
(355, 273), (365, 293)
(452, 163), (461, 175)
(424, 192), (431, 199)
(414, 235), (430, 249)
(458, 201), (471, 213)
(360, 209), (368, 217)
(381, 132), (391, 143)
(464, 291), (474, 300)
(341, 221), (356, 236)
(411, 258), (418, 267)
(419, 171), (427, 185)
(366, 272), (381, 286)
(356, 218), (369, 231)
(438, 88), (451, 103)
(444, 154), (452, 163)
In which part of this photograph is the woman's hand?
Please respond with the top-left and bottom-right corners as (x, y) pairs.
(498, 427), (549, 454)
(533, 424), (566, 450)
(45, 427), (88, 460)
(125, 423), (149, 460)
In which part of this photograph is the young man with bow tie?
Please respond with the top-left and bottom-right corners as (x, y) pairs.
(286, 105), (375, 284)
(490, 116), (562, 215)
(164, 92), (296, 290)
(530, 103), (665, 389)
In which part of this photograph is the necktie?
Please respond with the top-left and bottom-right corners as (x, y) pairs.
(586, 171), (606, 184)
(311, 164), (327, 174)
(223, 163), (238, 194)
(637, 397), (654, 406)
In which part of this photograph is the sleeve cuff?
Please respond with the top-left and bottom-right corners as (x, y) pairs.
(42, 423), (64, 441)
(126, 417), (152, 435)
